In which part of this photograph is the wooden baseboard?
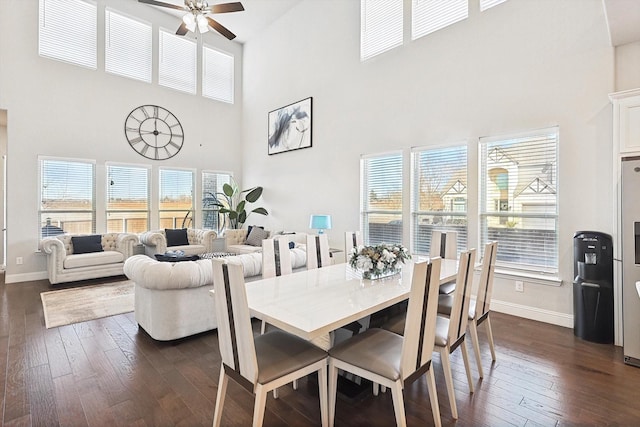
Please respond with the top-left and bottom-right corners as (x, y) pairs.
(491, 299), (573, 328)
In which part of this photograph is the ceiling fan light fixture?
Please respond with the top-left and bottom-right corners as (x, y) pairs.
(196, 14), (209, 33)
(182, 13), (196, 32)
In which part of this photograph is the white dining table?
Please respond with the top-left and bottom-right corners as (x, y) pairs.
(242, 257), (458, 348)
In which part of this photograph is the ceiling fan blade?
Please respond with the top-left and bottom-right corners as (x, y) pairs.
(176, 22), (189, 36)
(210, 2), (245, 14)
(206, 16), (236, 40)
(138, 0), (185, 11)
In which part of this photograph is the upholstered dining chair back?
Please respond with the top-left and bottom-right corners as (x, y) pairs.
(430, 231), (458, 260)
(211, 259), (258, 387)
(307, 234), (331, 269)
(476, 241), (498, 320)
(447, 248), (476, 346)
(344, 231), (363, 257)
(400, 257), (442, 382)
(262, 238), (293, 278)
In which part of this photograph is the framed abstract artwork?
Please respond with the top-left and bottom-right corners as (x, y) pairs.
(268, 97), (312, 155)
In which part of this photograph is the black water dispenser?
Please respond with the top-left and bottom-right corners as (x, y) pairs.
(573, 231), (614, 343)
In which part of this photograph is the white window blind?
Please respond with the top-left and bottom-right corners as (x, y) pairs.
(361, 152), (403, 245)
(159, 30), (197, 94)
(39, 0), (97, 69)
(159, 168), (194, 229)
(360, 0), (403, 61)
(39, 157), (95, 239)
(480, 0), (507, 12)
(411, 144), (467, 256)
(203, 45), (234, 103)
(105, 9), (152, 83)
(106, 164), (150, 233)
(412, 0), (468, 41)
(479, 127), (559, 272)
(202, 171), (232, 231)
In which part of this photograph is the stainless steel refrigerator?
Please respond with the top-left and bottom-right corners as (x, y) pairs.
(622, 157), (640, 367)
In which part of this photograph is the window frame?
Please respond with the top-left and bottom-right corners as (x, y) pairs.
(158, 167), (196, 230)
(105, 8), (153, 83)
(158, 28), (197, 94)
(202, 44), (234, 103)
(105, 162), (151, 234)
(360, 0), (404, 61)
(201, 170), (233, 232)
(479, 127), (559, 273)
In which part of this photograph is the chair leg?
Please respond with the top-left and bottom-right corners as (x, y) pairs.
(373, 383), (379, 396)
(213, 365), (228, 427)
(425, 367), (442, 427)
(328, 360), (339, 427)
(272, 388), (278, 399)
(460, 338), (474, 393)
(261, 320), (267, 335)
(390, 380), (407, 427)
(293, 379), (298, 390)
(438, 346), (458, 419)
(468, 319), (484, 378)
(318, 365), (329, 427)
(253, 384), (268, 427)
(485, 314), (497, 361)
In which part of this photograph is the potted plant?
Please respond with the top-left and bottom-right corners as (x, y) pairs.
(203, 179), (268, 233)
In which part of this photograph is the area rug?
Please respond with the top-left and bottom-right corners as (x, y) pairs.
(40, 280), (134, 328)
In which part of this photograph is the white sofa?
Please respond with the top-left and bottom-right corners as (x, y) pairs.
(40, 233), (138, 284)
(140, 228), (217, 257)
(224, 228), (270, 254)
(123, 245), (307, 341)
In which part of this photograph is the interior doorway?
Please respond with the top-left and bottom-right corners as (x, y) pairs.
(0, 109), (7, 270)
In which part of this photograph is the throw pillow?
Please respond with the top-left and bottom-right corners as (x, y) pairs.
(165, 228), (189, 247)
(289, 241), (295, 250)
(245, 227), (269, 246)
(71, 235), (104, 254)
(247, 225), (265, 236)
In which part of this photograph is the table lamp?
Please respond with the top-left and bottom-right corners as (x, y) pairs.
(309, 214), (332, 234)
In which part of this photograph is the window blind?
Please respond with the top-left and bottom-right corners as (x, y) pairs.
(106, 164), (150, 233)
(479, 127), (559, 271)
(203, 45), (234, 103)
(159, 30), (197, 94)
(412, 0), (468, 41)
(360, 0), (403, 61)
(159, 168), (194, 229)
(411, 144), (467, 256)
(480, 0), (507, 12)
(39, 0), (97, 69)
(105, 9), (152, 83)
(360, 152), (403, 245)
(202, 171), (232, 231)
(39, 157), (95, 238)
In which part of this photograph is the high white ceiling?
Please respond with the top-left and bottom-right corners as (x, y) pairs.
(139, 0), (302, 44)
(603, 0), (640, 46)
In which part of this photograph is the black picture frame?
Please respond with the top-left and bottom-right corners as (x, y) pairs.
(267, 97), (312, 155)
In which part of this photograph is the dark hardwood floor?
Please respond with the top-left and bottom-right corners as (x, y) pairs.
(1, 273), (639, 426)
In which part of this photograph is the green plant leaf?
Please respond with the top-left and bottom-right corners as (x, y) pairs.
(219, 208), (231, 214)
(223, 183), (234, 197)
(228, 211), (238, 220)
(238, 211), (247, 224)
(237, 200), (246, 214)
(252, 207), (268, 215)
(245, 187), (263, 203)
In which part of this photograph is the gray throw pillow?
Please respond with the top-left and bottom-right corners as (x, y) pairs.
(245, 227), (269, 246)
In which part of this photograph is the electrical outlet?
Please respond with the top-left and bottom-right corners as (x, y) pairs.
(16, 257), (23, 265)
(515, 280), (524, 292)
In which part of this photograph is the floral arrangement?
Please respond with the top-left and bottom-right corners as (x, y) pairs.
(349, 244), (411, 279)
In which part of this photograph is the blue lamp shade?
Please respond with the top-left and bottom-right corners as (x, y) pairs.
(309, 215), (332, 234)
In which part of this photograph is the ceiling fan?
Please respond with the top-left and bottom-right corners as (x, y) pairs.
(139, 0), (245, 40)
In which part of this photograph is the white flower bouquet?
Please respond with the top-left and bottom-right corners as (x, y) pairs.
(349, 243), (411, 279)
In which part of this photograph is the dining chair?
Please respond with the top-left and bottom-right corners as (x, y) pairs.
(430, 230), (458, 295)
(438, 241), (498, 378)
(261, 238), (293, 334)
(328, 258), (443, 427)
(307, 234), (331, 269)
(344, 230), (363, 258)
(210, 258), (329, 427)
(434, 248), (476, 419)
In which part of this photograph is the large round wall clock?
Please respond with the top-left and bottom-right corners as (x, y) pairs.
(124, 105), (184, 160)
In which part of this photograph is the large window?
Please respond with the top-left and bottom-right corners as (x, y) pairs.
(360, 0), (403, 61)
(360, 152), (403, 245)
(39, 157), (95, 239)
(159, 29), (197, 94)
(159, 168), (194, 229)
(480, 0), (508, 12)
(479, 127), (559, 272)
(203, 45), (234, 103)
(202, 171), (232, 232)
(411, 144), (467, 255)
(39, 0), (97, 69)
(106, 164), (150, 233)
(105, 9), (152, 83)
(412, 0), (468, 40)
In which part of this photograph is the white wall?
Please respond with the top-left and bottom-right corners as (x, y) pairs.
(616, 40), (640, 91)
(0, 0), (244, 282)
(242, 0), (615, 323)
